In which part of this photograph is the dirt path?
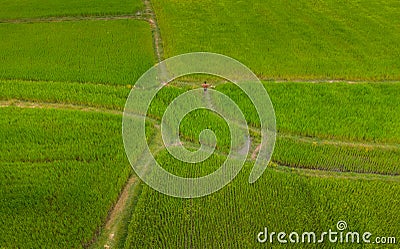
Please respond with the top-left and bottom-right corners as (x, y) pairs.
(0, 99), (121, 115)
(262, 78), (400, 84)
(275, 161), (400, 177)
(99, 176), (139, 249)
(142, 0), (170, 85)
(0, 14), (145, 24)
(251, 144), (262, 160)
(143, 0), (164, 63)
(105, 177), (136, 231)
(278, 133), (400, 150)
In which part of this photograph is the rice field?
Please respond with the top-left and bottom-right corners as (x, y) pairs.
(0, 20), (154, 85)
(124, 160), (400, 248)
(1, 0), (399, 247)
(0, 108), (131, 247)
(0, 0), (144, 19)
(152, 0), (400, 80)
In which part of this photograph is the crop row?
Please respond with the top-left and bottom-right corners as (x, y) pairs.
(124, 156), (400, 248)
(217, 82), (400, 144)
(0, 20), (154, 85)
(273, 136), (400, 175)
(152, 0), (400, 80)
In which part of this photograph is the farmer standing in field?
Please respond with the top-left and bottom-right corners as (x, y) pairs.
(202, 81), (210, 92)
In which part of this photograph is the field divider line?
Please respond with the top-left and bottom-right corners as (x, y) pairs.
(143, 0), (164, 63)
(3, 78), (399, 89)
(95, 175), (138, 249)
(261, 78), (400, 84)
(0, 99), (122, 115)
(274, 161), (400, 178)
(89, 121), (163, 248)
(0, 14), (148, 24)
(83, 1), (167, 241)
(142, 0), (171, 85)
(0, 78), (134, 88)
(277, 133), (400, 150)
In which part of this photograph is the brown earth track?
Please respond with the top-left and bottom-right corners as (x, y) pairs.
(0, 14), (145, 24)
(143, 0), (164, 63)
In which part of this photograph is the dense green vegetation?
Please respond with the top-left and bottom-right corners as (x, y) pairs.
(2, 0), (400, 247)
(125, 160), (400, 248)
(0, 20), (154, 85)
(0, 108), (127, 247)
(4, 80), (400, 146)
(217, 82), (400, 143)
(0, 107), (155, 248)
(144, 81), (400, 176)
(274, 136), (400, 175)
(0, 0), (144, 19)
(152, 0), (400, 80)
